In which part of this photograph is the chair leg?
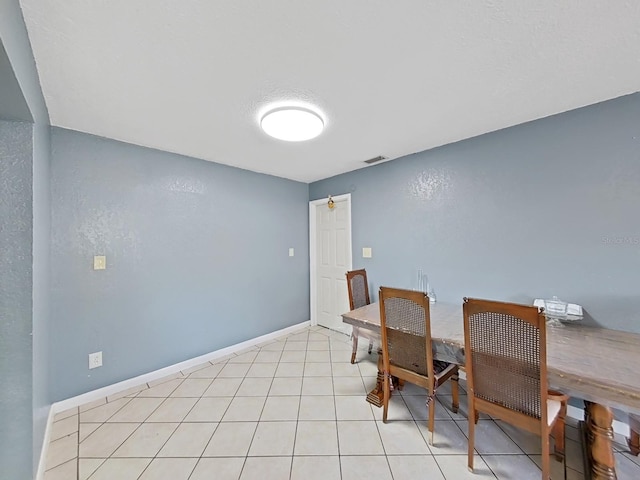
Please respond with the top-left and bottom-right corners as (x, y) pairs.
(629, 428), (640, 456)
(382, 372), (390, 423)
(367, 339), (373, 354)
(541, 434), (551, 480)
(427, 389), (436, 445)
(451, 373), (459, 414)
(350, 330), (359, 364)
(468, 400), (475, 472)
(552, 402), (567, 461)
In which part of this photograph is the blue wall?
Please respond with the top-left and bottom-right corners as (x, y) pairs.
(0, 119), (34, 479)
(0, 40), (32, 122)
(50, 128), (310, 401)
(31, 120), (51, 472)
(311, 93), (640, 333)
(1, 2), (52, 473)
(1, 1), (52, 473)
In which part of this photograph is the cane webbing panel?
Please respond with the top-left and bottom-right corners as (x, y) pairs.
(383, 297), (429, 376)
(468, 311), (541, 418)
(349, 274), (368, 309)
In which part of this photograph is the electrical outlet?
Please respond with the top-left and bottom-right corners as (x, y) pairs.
(89, 351), (102, 369)
(289, 248), (294, 257)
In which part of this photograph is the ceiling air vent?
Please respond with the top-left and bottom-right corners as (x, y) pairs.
(364, 155), (387, 165)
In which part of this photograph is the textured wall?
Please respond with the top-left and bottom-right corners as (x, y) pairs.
(1, 2), (52, 473)
(32, 122), (51, 470)
(0, 40), (32, 122)
(50, 128), (309, 401)
(310, 93), (640, 333)
(0, 120), (34, 479)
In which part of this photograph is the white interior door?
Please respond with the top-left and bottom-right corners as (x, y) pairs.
(314, 197), (351, 333)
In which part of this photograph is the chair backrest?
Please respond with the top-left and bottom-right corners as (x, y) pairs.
(346, 269), (370, 310)
(463, 297), (548, 423)
(379, 287), (434, 379)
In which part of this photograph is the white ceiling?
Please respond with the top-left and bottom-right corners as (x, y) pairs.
(21, 1), (640, 183)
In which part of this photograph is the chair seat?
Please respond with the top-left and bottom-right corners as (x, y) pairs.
(547, 399), (562, 426)
(433, 360), (453, 376)
(546, 390), (569, 426)
(389, 360), (456, 381)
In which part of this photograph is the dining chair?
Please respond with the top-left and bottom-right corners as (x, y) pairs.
(346, 269), (378, 364)
(379, 286), (459, 445)
(463, 297), (569, 479)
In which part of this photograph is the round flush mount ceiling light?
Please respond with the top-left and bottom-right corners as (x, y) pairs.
(260, 106), (324, 142)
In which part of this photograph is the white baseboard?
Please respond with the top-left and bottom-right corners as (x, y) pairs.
(52, 320), (310, 414)
(37, 320), (310, 477)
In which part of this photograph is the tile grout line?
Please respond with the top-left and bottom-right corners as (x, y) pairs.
(238, 331), (299, 477)
(76, 411), (80, 480)
(288, 330), (308, 479)
(50, 326), (636, 479)
(327, 329), (344, 480)
(141, 345), (260, 478)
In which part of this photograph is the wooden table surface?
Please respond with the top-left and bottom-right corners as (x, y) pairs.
(343, 301), (640, 479)
(342, 301), (640, 415)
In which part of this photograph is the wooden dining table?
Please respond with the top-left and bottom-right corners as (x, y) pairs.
(342, 301), (640, 480)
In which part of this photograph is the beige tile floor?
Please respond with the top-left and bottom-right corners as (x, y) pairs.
(43, 326), (640, 479)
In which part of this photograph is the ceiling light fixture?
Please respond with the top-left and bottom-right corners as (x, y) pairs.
(260, 106), (324, 142)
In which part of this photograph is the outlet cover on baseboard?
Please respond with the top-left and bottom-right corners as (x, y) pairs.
(89, 351), (102, 369)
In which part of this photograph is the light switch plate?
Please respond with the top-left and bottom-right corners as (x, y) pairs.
(93, 255), (106, 270)
(289, 248), (295, 257)
(362, 247), (372, 258)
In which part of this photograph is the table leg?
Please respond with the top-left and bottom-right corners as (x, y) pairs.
(365, 350), (384, 407)
(582, 401), (617, 479)
(363, 350), (401, 407)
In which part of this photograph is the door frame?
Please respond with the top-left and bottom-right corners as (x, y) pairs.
(309, 193), (353, 327)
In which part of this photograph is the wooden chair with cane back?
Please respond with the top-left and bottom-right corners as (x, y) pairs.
(346, 269), (379, 364)
(463, 297), (569, 479)
(379, 286), (460, 445)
